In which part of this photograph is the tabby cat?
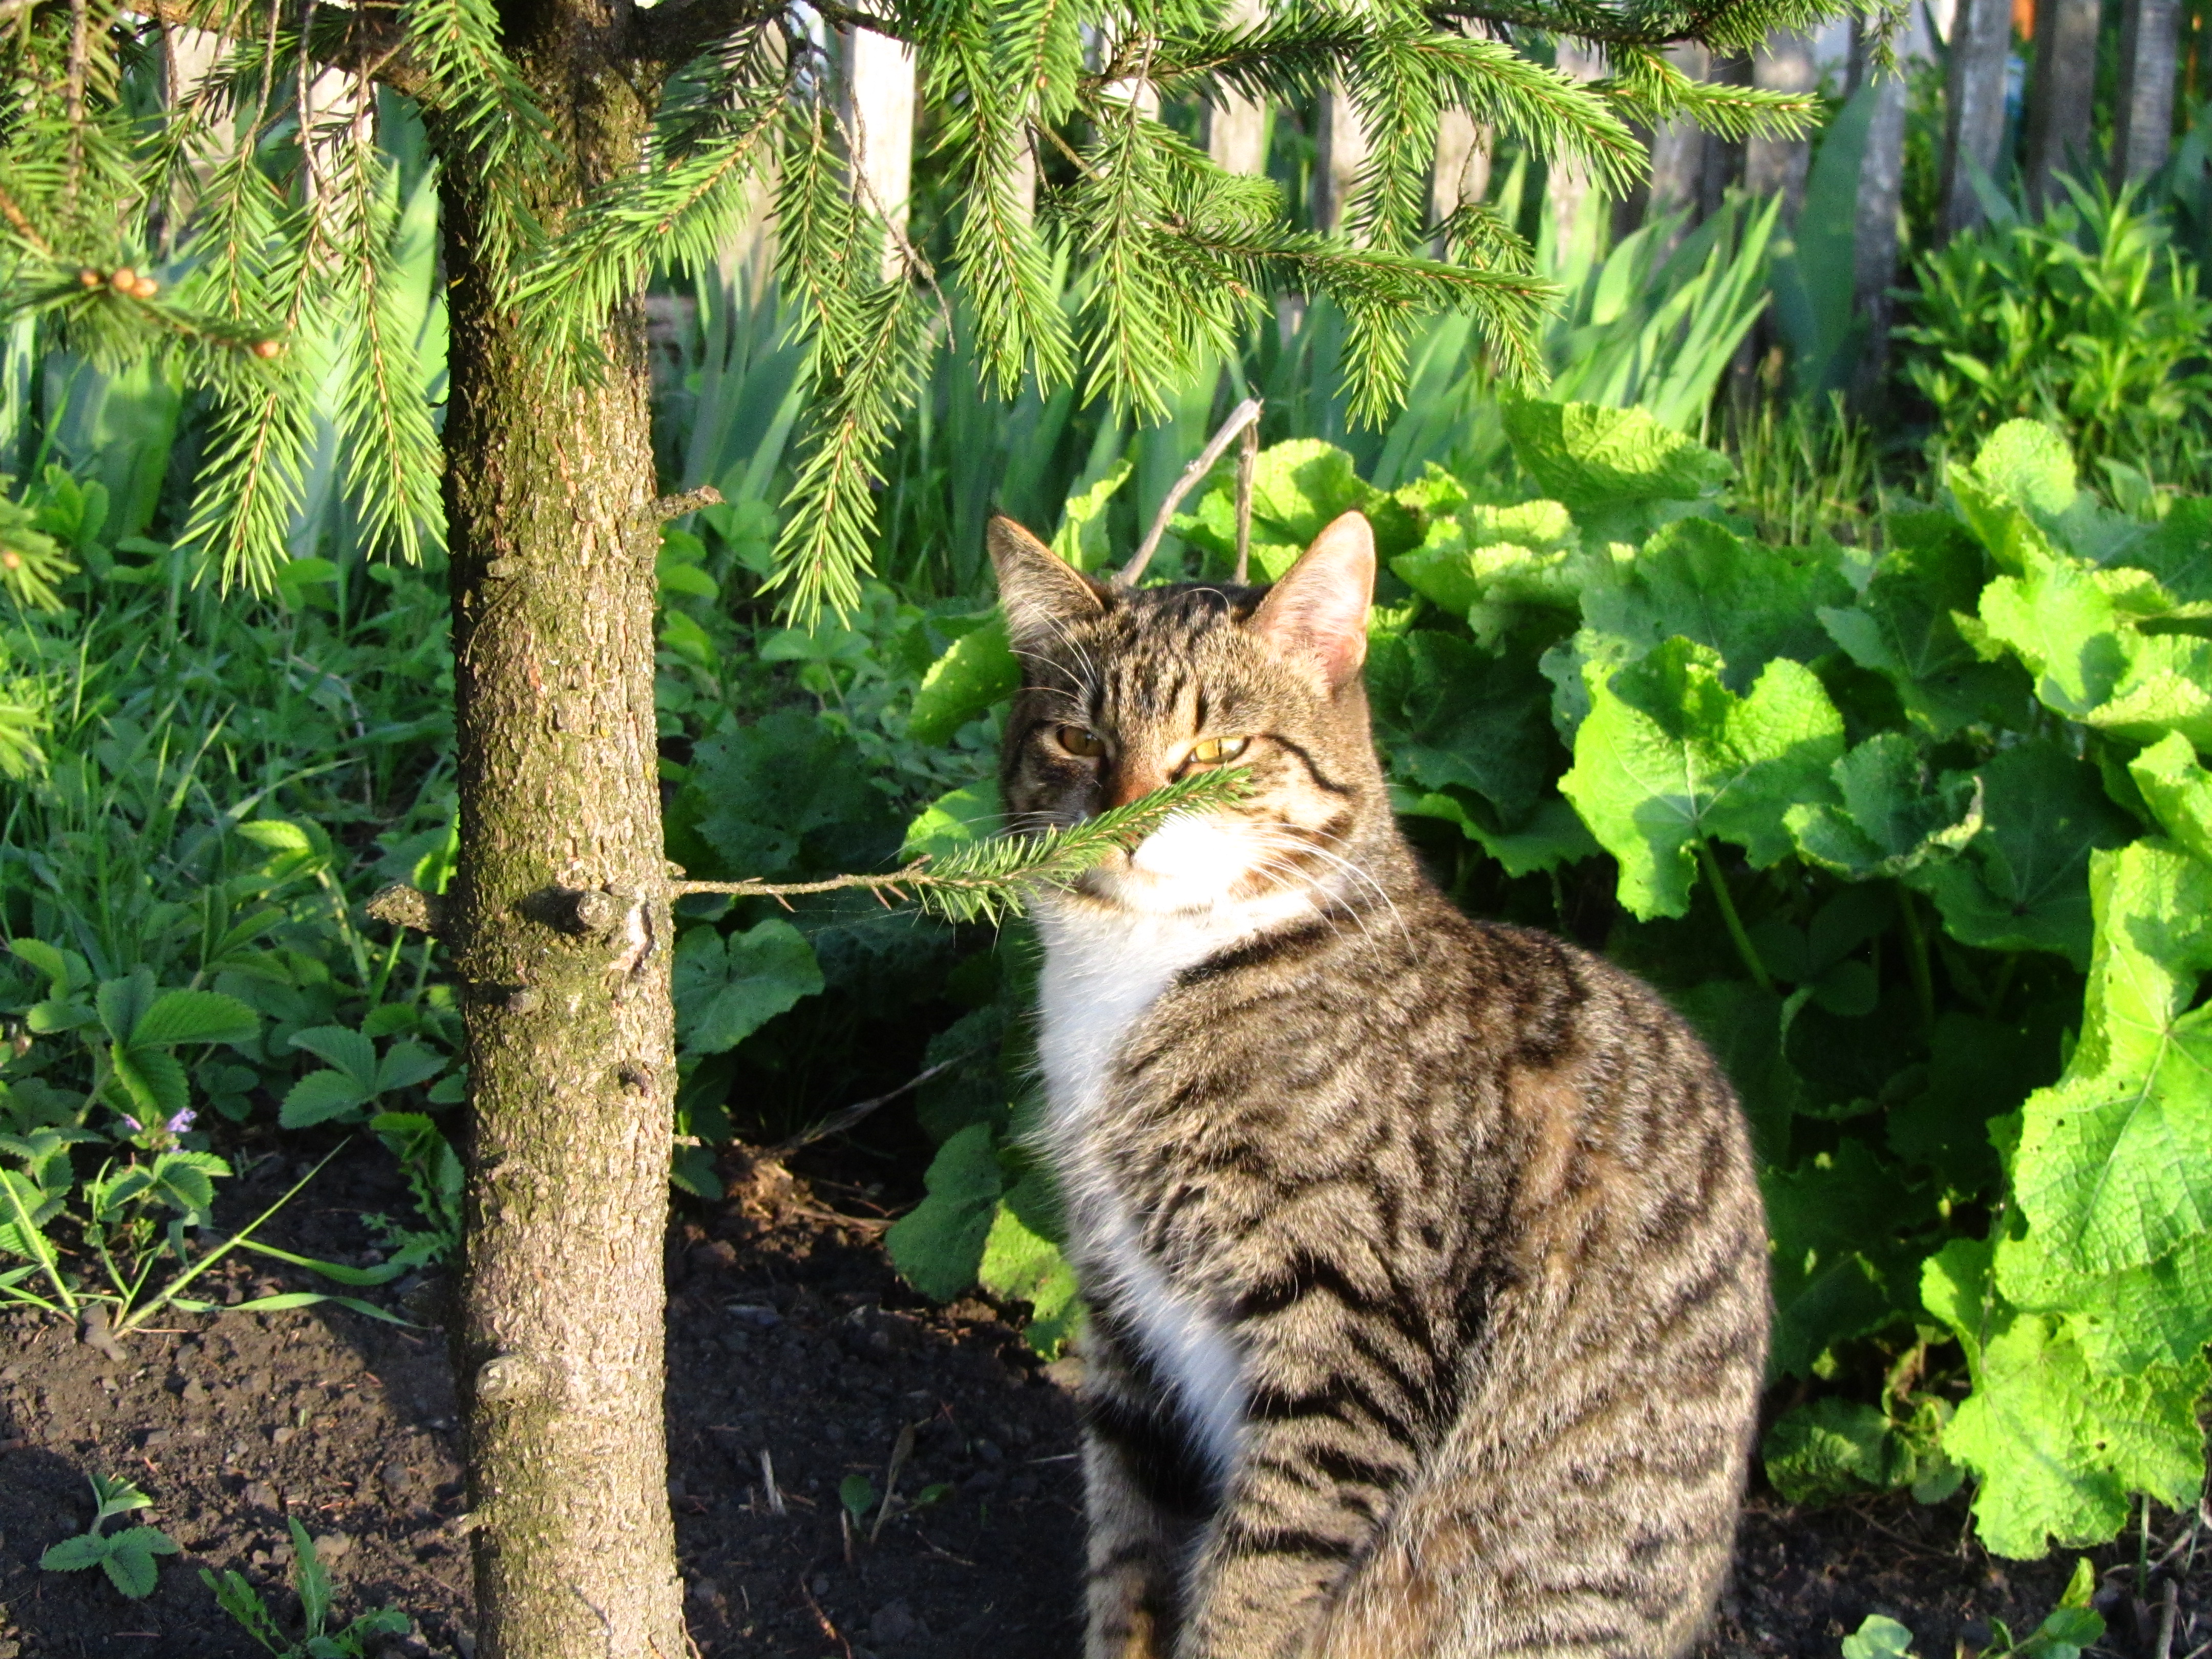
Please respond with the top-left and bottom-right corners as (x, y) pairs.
(988, 509), (1770, 1659)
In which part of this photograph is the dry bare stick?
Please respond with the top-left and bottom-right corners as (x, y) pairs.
(771, 1051), (973, 1155)
(869, 1420), (917, 1544)
(1118, 396), (1264, 586)
(1232, 415), (1259, 584)
(758, 1448), (785, 1515)
(2155, 1576), (2180, 1659)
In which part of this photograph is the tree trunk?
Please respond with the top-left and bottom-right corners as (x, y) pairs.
(1545, 39), (1605, 268)
(1852, 38), (1910, 407)
(2026, 0), (2099, 205)
(1941, 0), (2013, 239)
(1430, 109), (1492, 238)
(1206, 0), (1271, 175)
(1646, 43), (1709, 250)
(1312, 80), (1368, 234)
(2112, 0), (2181, 184)
(845, 27), (918, 274)
(434, 2), (685, 1651)
(1746, 29), (1817, 218)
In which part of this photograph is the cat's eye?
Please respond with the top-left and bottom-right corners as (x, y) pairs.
(1054, 725), (1106, 758)
(1187, 735), (1251, 765)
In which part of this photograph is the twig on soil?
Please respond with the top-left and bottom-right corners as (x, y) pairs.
(869, 1421), (917, 1545)
(771, 1053), (976, 1155)
(758, 1447), (784, 1515)
(798, 1568), (854, 1659)
(2155, 1577), (2180, 1659)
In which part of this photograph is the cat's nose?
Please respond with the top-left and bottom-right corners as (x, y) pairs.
(1104, 762), (1168, 809)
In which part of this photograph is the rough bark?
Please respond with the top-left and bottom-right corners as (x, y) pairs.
(2112, 0), (2181, 184)
(2025, 0), (2099, 205)
(434, 1), (685, 1651)
(1746, 29), (1816, 217)
(1940, 0), (2012, 239)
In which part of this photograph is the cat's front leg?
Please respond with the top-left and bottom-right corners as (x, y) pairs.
(1173, 1401), (1405, 1658)
(1078, 1324), (1207, 1659)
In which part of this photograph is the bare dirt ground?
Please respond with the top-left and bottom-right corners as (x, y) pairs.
(2, 1144), (2203, 1659)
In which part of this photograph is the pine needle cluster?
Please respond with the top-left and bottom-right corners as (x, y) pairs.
(2, 0), (1868, 611)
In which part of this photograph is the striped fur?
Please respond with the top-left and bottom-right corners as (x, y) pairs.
(989, 513), (1770, 1659)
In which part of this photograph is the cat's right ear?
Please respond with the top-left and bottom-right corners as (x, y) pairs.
(989, 516), (1108, 655)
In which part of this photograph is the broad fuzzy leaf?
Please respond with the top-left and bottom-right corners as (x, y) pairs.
(1559, 639), (1844, 920)
(1818, 513), (2032, 738)
(885, 1123), (1003, 1303)
(1992, 842), (2212, 1371)
(1907, 741), (2138, 968)
(1923, 1237), (2206, 1560)
(288, 1027), (379, 1090)
(2129, 731), (2212, 864)
(1576, 517), (1855, 693)
(1501, 399), (1732, 526)
(908, 619), (1018, 745)
(671, 921), (824, 1056)
(281, 1071), (375, 1130)
(1786, 732), (1984, 881)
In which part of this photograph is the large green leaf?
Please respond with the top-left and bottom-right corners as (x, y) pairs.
(686, 708), (901, 880)
(1786, 731), (1984, 881)
(1559, 639), (1844, 920)
(671, 920), (825, 1056)
(885, 1123), (1003, 1303)
(2129, 731), (2212, 864)
(1579, 517), (1853, 692)
(1886, 1012), (2060, 1200)
(1906, 741), (2137, 968)
(908, 618), (1018, 744)
(1818, 514), (2030, 738)
(1390, 499), (1581, 647)
(1980, 540), (2212, 749)
(289, 1026), (378, 1089)
(1764, 1138), (1934, 1377)
(1370, 631), (1560, 823)
(130, 990), (259, 1049)
(1501, 398), (1731, 528)
(1991, 841), (2212, 1371)
(1923, 1237), (2206, 1559)
(980, 1174), (1082, 1357)
(281, 1070), (375, 1130)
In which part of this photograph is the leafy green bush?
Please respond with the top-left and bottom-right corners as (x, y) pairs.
(1896, 182), (2212, 490)
(884, 409), (2212, 1560)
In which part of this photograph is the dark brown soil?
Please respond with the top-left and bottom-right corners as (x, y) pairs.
(2, 1145), (2204, 1659)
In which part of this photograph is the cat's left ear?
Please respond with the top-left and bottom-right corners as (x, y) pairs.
(989, 516), (1108, 655)
(1248, 510), (1374, 690)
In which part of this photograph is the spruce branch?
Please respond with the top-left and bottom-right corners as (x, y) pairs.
(671, 768), (1252, 924)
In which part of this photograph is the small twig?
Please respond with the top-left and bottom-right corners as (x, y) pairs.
(771, 1053), (974, 1154)
(758, 1448), (785, 1515)
(798, 1567), (853, 1659)
(2155, 1576), (2180, 1659)
(869, 1421), (917, 1544)
(1233, 415), (1259, 584)
(672, 863), (926, 902)
(644, 484), (724, 523)
(1119, 397), (1264, 587)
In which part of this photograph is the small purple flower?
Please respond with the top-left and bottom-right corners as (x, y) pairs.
(119, 1114), (143, 1134)
(166, 1109), (195, 1134)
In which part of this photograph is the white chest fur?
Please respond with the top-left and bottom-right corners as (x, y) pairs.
(1034, 898), (1273, 1482)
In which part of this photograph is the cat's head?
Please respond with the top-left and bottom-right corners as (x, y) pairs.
(990, 511), (1387, 917)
